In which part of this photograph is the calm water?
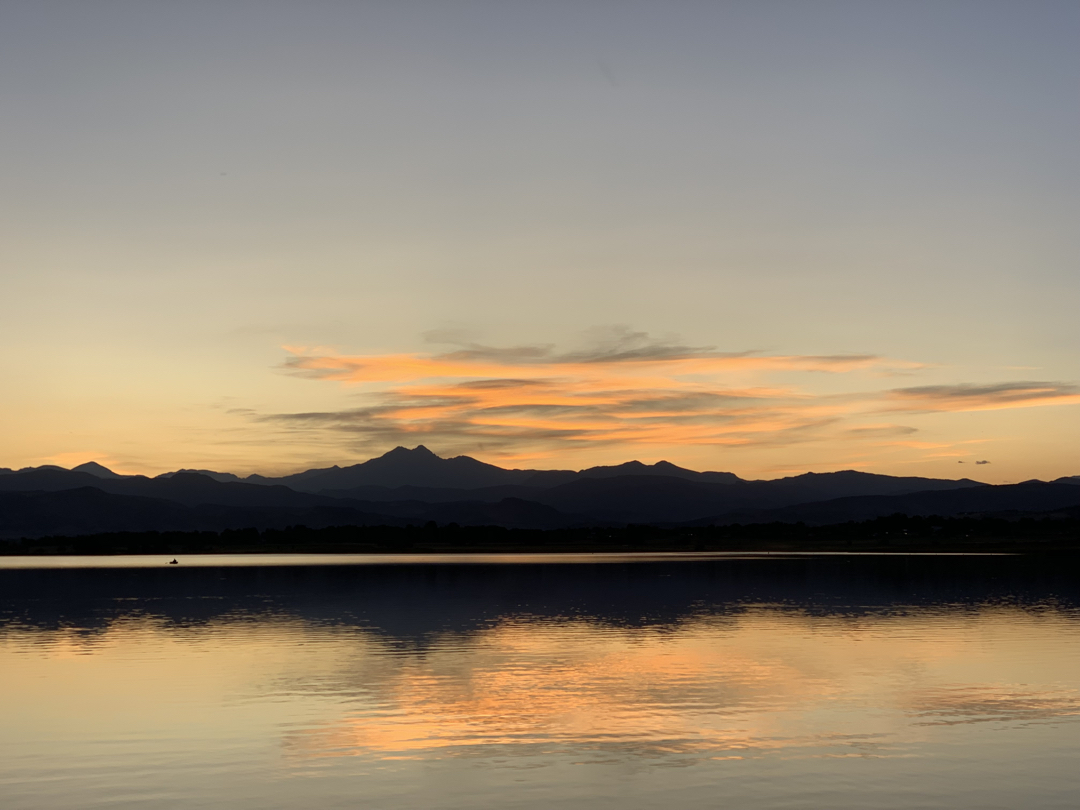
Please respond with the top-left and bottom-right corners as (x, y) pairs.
(1, 553), (1079, 810)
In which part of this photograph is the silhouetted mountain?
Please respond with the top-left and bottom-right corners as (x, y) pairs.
(244, 447), (744, 492)
(251, 447), (979, 503)
(573, 459), (741, 484)
(1055, 476), (1080, 485)
(243, 466), (339, 486)
(252, 446), (546, 491)
(0, 467), (588, 533)
(526, 475), (737, 523)
(11, 447), (1069, 539)
(0, 488), (197, 537)
(0, 468), (110, 492)
(0, 487), (410, 539)
(71, 461), (128, 479)
(15, 449), (978, 503)
(754, 470), (984, 500)
(0, 470), (347, 509)
(0, 465), (66, 476)
(157, 469), (243, 483)
(113, 473), (345, 508)
(312, 471), (984, 525)
(1, 473), (1075, 538)
(520, 471), (982, 524)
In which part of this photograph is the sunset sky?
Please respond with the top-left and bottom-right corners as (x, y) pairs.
(2, 1), (1077, 482)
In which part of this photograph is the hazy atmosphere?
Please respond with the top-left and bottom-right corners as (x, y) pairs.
(3, 0), (1077, 481)
(4, 7), (1080, 810)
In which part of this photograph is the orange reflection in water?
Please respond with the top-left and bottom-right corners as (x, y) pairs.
(277, 610), (1080, 763)
(4, 608), (1080, 769)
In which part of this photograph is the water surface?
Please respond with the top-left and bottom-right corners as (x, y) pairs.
(2, 553), (1078, 809)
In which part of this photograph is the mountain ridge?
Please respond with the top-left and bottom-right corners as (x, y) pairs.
(0, 446), (999, 492)
(2, 446), (1075, 539)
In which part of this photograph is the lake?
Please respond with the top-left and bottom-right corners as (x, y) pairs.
(1, 553), (1079, 809)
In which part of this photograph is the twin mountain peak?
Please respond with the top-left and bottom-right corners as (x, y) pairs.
(184, 445), (747, 491)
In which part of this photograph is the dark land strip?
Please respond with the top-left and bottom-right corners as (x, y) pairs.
(5, 513), (1079, 556)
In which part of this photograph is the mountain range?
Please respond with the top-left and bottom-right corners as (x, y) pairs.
(1, 446), (1078, 539)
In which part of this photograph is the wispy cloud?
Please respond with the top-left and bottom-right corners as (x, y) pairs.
(884, 382), (1080, 412)
(282, 327), (888, 384)
(255, 331), (1079, 462)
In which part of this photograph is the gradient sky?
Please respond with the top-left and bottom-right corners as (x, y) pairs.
(2, 0), (1077, 481)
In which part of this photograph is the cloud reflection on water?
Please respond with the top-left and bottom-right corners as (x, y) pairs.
(3, 559), (1080, 781)
(265, 610), (1080, 766)
(910, 685), (1080, 727)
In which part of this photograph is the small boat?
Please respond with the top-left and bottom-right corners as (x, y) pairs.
(169, 559), (179, 565)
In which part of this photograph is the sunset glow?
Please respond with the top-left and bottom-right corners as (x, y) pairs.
(244, 341), (1080, 477)
(1, 1), (1075, 481)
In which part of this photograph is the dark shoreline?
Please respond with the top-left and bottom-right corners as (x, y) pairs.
(4, 513), (1078, 556)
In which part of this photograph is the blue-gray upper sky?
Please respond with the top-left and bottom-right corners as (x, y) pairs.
(2, 1), (1077, 479)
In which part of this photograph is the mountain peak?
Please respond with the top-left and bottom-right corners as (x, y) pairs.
(72, 461), (126, 479)
(159, 468), (241, 483)
(274, 444), (528, 491)
(384, 445), (437, 458)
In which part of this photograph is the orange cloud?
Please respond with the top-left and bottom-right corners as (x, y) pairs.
(883, 382), (1080, 413)
(256, 334), (1078, 462)
(281, 344), (889, 384)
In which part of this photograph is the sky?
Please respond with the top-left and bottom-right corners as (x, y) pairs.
(1, 0), (1077, 482)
